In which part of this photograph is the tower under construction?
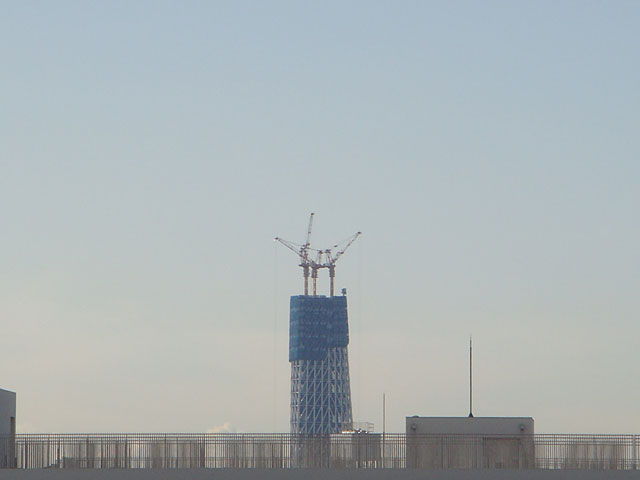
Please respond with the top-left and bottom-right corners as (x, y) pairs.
(276, 214), (360, 435)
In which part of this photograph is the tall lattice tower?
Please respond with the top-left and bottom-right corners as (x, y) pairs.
(289, 294), (352, 434)
(276, 214), (360, 434)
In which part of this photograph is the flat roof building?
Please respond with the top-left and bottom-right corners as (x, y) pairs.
(406, 416), (535, 469)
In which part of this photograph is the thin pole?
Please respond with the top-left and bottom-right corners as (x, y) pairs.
(273, 242), (278, 430)
(382, 392), (386, 466)
(468, 336), (474, 418)
(383, 392), (386, 435)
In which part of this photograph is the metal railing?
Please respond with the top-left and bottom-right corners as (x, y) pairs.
(1, 433), (638, 470)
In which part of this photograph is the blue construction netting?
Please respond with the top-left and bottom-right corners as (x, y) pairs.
(289, 295), (349, 362)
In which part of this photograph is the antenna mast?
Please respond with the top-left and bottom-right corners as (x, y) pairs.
(468, 336), (474, 418)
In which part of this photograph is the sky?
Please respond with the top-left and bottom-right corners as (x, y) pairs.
(1, 1), (639, 434)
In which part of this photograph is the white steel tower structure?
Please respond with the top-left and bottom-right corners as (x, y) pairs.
(276, 214), (360, 435)
(289, 295), (353, 434)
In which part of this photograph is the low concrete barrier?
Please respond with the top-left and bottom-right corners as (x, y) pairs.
(1, 469), (640, 480)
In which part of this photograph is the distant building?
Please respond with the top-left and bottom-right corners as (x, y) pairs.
(0, 388), (16, 468)
(0, 389), (16, 436)
(406, 416), (535, 469)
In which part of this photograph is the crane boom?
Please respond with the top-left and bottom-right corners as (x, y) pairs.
(320, 231), (361, 296)
(304, 213), (315, 250)
(274, 237), (303, 257)
(332, 231), (361, 263)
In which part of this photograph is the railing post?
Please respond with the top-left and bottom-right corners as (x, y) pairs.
(9, 425), (16, 468)
(518, 437), (522, 470)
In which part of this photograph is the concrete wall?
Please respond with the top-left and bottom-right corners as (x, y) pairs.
(0, 390), (16, 436)
(0, 469), (639, 480)
(406, 416), (534, 435)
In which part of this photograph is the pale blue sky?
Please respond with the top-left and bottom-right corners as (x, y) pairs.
(1, 1), (639, 433)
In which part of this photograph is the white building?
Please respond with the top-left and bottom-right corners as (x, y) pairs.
(406, 416), (535, 469)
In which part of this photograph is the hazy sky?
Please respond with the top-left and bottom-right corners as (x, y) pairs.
(1, 1), (639, 434)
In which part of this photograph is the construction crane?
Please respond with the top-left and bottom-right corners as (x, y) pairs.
(320, 231), (361, 296)
(276, 214), (361, 296)
(275, 213), (315, 295)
